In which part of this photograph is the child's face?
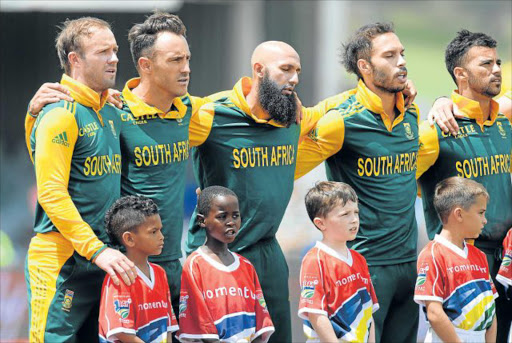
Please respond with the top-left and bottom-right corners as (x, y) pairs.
(131, 214), (164, 256)
(461, 195), (488, 239)
(318, 200), (359, 242)
(202, 195), (241, 245)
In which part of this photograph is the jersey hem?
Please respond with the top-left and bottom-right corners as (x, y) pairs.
(413, 295), (443, 305)
(298, 307), (328, 320)
(252, 326), (275, 343)
(496, 274), (512, 287)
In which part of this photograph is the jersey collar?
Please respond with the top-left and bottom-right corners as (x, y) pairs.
(355, 79), (406, 132)
(61, 74), (109, 123)
(451, 90), (500, 131)
(135, 262), (155, 290)
(315, 241), (353, 266)
(434, 234), (468, 259)
(197, 246), (241, 272)
(122, 77), (188, 119)
(230, 77), (287, 128)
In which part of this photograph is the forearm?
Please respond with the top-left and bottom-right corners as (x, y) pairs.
(308, 313), (338, 343)
(426, 306), (462, 343)
(368, 320), (375, 343)
(485, 316), (497, 343)
(114, 332), (145, 343)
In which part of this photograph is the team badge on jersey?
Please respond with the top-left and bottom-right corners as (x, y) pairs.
(503, 255), (511, 267)
(257, 294), (267, 310)
(403, 122), (415, 140)
(62, 289), (74, 312)
(114, 298), (131, 319)
(109, 120), (117, 138)
(497, 121), (507, 139)
(179, 295), (188, 315)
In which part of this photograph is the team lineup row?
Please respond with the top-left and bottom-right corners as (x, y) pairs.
(23, 11), (511, 343)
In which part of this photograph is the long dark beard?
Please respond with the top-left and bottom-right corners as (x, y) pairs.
(258, 73), (297, 127)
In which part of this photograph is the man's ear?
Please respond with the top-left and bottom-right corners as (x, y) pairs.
(454, 67), (467, 84)
(357, 59), (371, 77)
(313, 217), (326, 232)
(138, 57), (151, 74)
(122, 231), (136, 248)
(68, 51), (81, 69)
(197, 214), (206, 228)
(253, 62), (265, 79)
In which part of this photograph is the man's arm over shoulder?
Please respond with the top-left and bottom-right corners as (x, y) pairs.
(34, 108), (105, 260)
(189, 101), (216, 147)
(300, 88), (356, 137)
(416, 120), (440, 180)
(295, 109), (345, 180)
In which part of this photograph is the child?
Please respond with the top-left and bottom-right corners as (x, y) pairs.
(178, 186), (274, 343)
(414, 177), (498, 343)
(496, 228), (512, 342)
(99, 195), (179, 342)
(298, 181), (378, 343)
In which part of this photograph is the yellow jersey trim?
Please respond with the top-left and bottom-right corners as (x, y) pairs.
(355, 79), (407, 132)
(451, 91), (500, 131)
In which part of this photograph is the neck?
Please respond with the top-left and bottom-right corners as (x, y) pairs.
(458, 87), (492, 121)
(439, 227), (465, 250)
(246, 78), (271, 120)
(125, 249), (150, 278)
(204, 239), (230, 256)
(321, 238), (348, 256)
(132, 77), (176, 113)
(364, 79), (397, 121)
(69, 71), (103, 96)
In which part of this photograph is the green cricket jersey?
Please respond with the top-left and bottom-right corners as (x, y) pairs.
(418, 91), (512, 243)
(296, 80), (420, 265)
(29, 75), (122, 259)
(185, 78), (301, 254)
(119, 78), (208, 261)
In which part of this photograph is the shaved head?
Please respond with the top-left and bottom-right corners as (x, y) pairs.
(251, 41), (300, 67)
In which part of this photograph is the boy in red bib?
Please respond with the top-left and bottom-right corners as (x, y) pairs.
(99, 196), (178, 342)
(298, 181), (378, 343)
(414, 177), (497, 342)
(178, 186), (274, 342)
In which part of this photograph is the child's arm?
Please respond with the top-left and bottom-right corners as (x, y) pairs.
(368, 319), (375, 343)
(485, 315), (497, 343)
(425, 301), (462, 343)
(114, 332), (145, 343)
(308, 313), (338, 343)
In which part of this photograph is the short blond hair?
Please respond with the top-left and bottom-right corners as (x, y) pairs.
(434, 177), (489, 224)
(55, 17), (111, 74)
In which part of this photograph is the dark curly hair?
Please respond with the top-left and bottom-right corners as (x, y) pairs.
(104, 195), (159, 246)
(197, 186), (238, 217)
(445, 29), (497, 84)
(341, 22), (395, 79)
(128, 11), (186, 70)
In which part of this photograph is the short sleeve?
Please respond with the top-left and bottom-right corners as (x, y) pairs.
(161, 272), (179, 333)
(252, 266), (275, 343)
(99, 276), (137, 340)
(496, 230), (512, 288)
(414, 245), (445, 305)
(298, 250), (328, 319)
(177, 257), (219, 341)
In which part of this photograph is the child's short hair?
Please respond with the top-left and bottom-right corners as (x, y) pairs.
(105, 195), (159, 246)
(433, 177), (489, 224)
(197, 186), (238, 216)
(305, 181), (358, 224)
